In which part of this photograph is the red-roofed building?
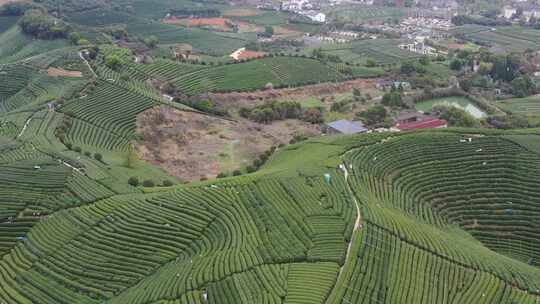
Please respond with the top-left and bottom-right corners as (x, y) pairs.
(395, 118), (448, 131)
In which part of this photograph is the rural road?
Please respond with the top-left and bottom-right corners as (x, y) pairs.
(79, 51), (97, 77)
(17, 116), (33, 139)
(326, 162), (362, 304)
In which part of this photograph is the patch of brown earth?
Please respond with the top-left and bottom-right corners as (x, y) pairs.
(223, 8), (259, 17)
(136, 107), (320, 181)
(236, 20), (263, 33)
(47, 67), (83, 78)
(273, 26), (303, 38)
(210, 78), (380, 110)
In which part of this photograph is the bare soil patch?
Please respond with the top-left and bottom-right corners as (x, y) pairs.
(210, 78), (380, 110)
(136, 107), (320, 181)
(223, 8), (259, 17)
(236, 20), (263, 33)
(47, 67), (83, 78)
(163, 17), (235, 31)
(273, 26), (304, 38)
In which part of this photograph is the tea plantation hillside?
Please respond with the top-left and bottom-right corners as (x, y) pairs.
(2, 96), (540, 304)
(0, 8), (539, 302)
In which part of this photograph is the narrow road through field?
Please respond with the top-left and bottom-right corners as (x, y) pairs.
(326, 162), (362, 304)
(79, 51), (97, 77)
(17, 116), (33, 139)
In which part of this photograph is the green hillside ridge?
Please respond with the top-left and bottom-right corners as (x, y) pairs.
(0, 1), (540, 302)
(1, 109), (540, 303)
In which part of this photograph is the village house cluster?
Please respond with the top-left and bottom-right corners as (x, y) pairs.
(280, 0), (327, 23)
(503, 2), (540, 21)
(325, 110), (447, 136)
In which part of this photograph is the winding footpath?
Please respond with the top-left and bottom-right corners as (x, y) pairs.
(326, 163), (363, 304)
(79, 51), (97, 77)
(17, 116), (33, 139)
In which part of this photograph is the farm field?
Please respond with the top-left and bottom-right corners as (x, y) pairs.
(105, 51), (368, 95)
(324, 5), (413, 23)
(454, 25), (540, 53)
(498, 95), (540, 125)
(314, 39), (422, 66)
(126, 21), (250, 56)
(2, 57), (540, 303)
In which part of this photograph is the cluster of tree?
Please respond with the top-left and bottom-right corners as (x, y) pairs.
(64, 142), (104, 163)
(239, 101), (302, 123)
(455, 50), (537, 98)
(487, 115), (530, 129)
(430, 105), (478, 127)
(342, 24), (400, 39)
(218, 146), (279, 178)
(288, 14), (320, 25)
(239, 101), (323, 124)
(312, 48), (342, 63)
(400, 60), (427, 75)
(102, 26), (129, 40)
(257, 26), (274, 38)
(381, 91), (405, 108)
(356, 105), (390, 127)
(169, 8), (220, 18)
(128, 177), (174, 187)
(68, 32), (89, 45)
(451, 15), (510, 26)
(245, 39), (304, 53)
(410, 87), (464, 104)
(142, 35), (159, 48)
(105, 54), (123, 70)
(19, 9), (70, 39)
(178, 98), (226, 116)
(55, 111), (72, 144)
(330, 99), (353, 112)
(31, 0), (117, 14)
(511, 75), (537, 98)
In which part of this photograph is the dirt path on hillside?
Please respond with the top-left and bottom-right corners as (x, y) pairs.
(79, 51), (96, 77)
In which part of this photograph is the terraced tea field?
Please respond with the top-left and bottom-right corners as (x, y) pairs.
(325, 5), (412, 23)
(498, 95), (540, 125)
(0, 3), (539, 302)
(105, 53), (352, 95)
(455, 25), (540, 53)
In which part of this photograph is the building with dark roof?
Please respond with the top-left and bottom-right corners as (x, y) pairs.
(326, 119), (368, 135)
(394, 111), (428, 124)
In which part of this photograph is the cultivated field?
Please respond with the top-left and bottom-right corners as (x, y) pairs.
(325, 5), (412, 23)
(454, 25), (540, 53)
(1, 1), (540, 303)
(498, 95), (540, 125)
